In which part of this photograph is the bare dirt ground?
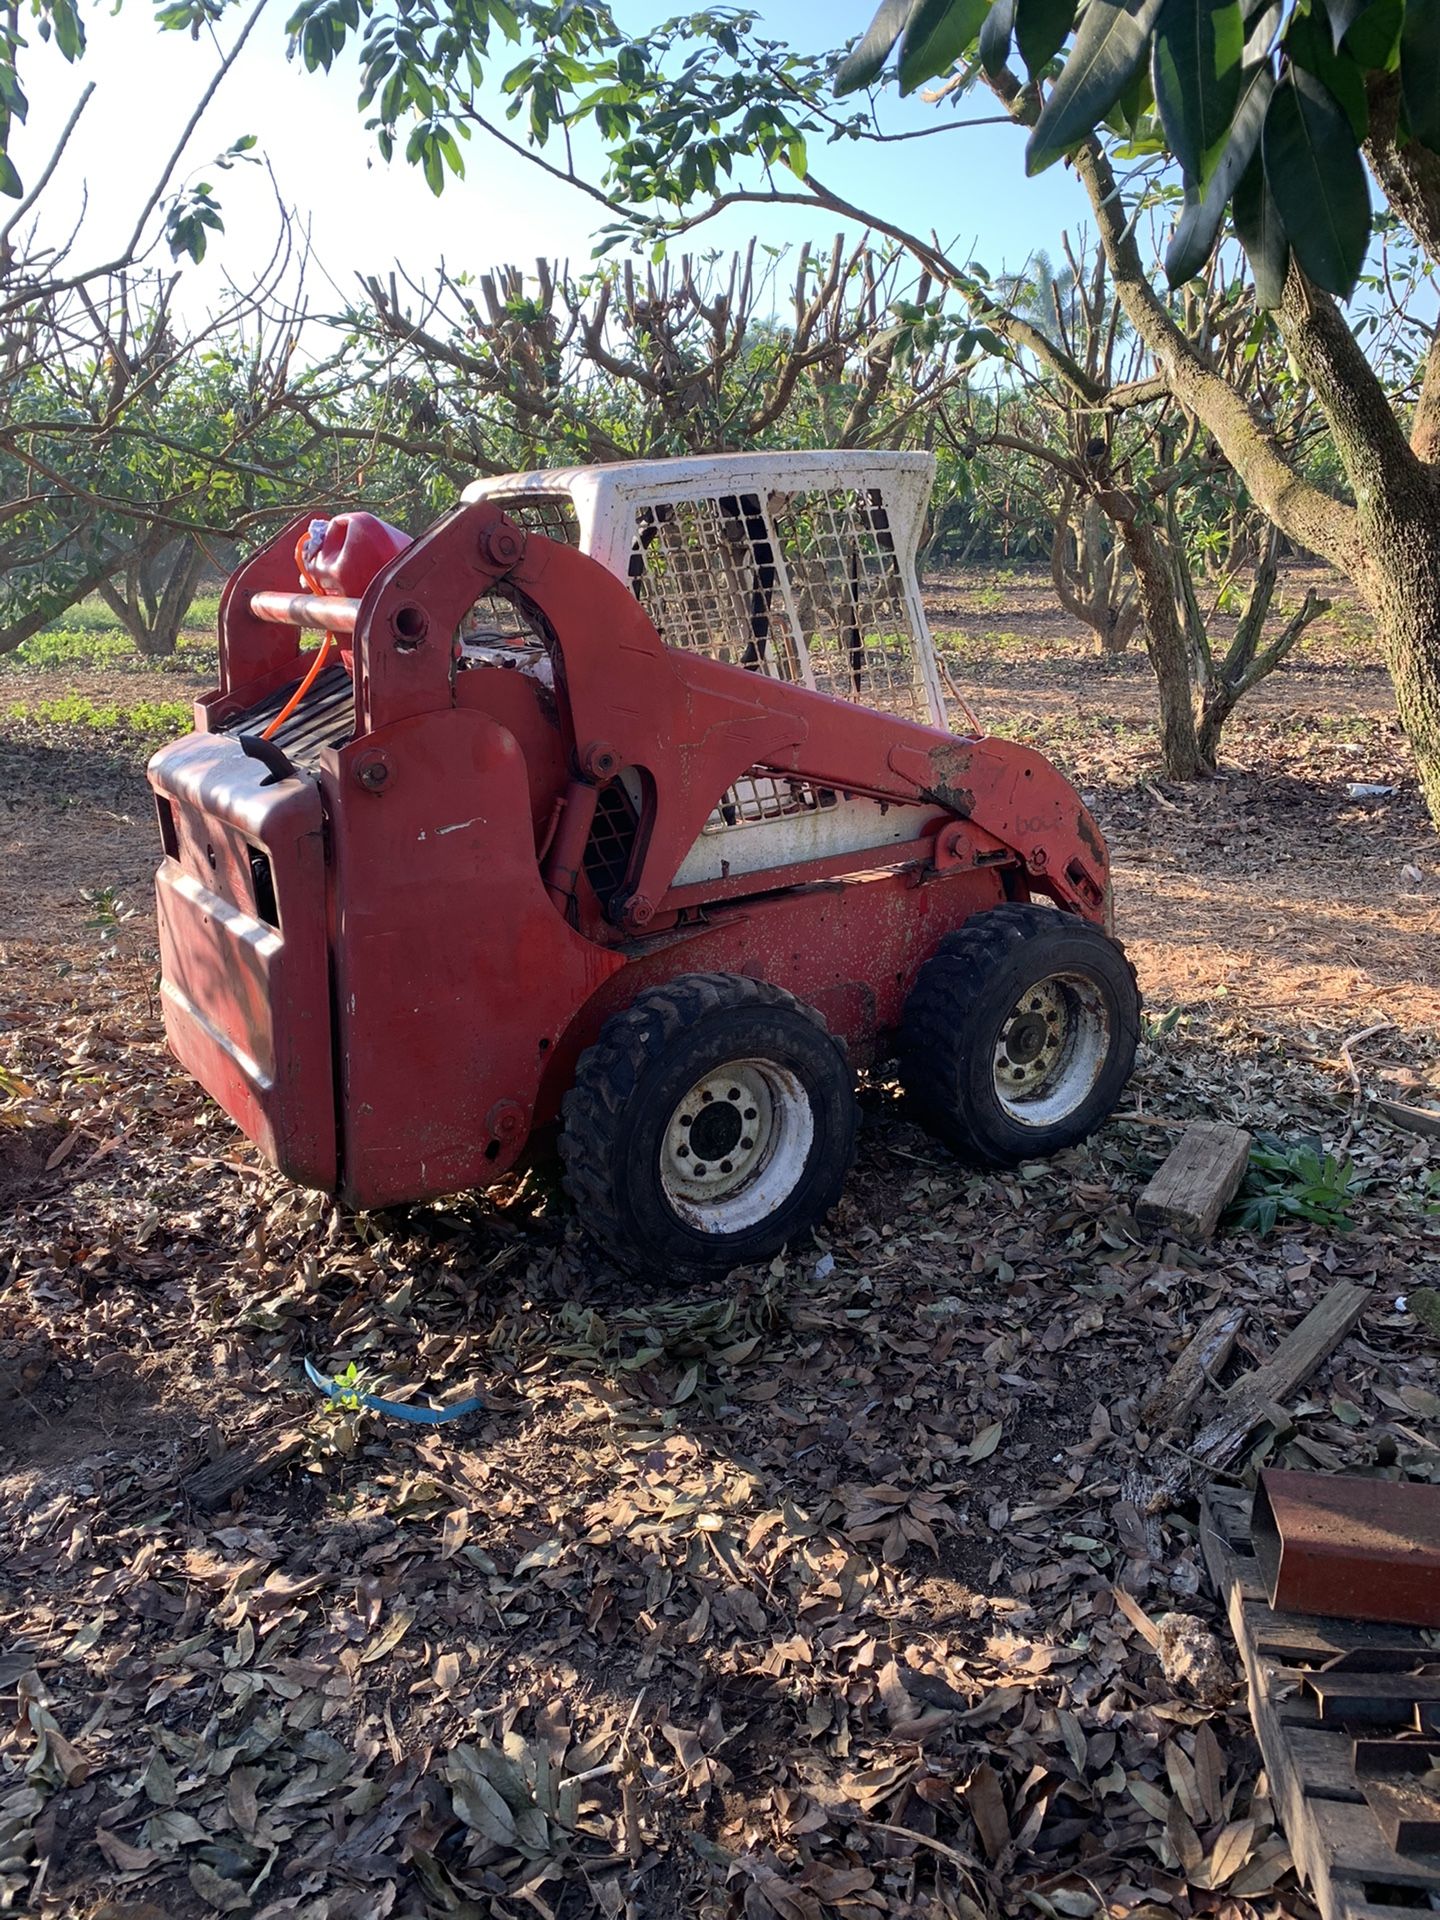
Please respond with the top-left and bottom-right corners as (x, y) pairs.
(2, 568), (1439, 1920)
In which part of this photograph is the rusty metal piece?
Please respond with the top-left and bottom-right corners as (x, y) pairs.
(1252, 1470), (1440, 1629)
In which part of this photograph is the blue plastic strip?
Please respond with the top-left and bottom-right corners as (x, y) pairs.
(304, 1357), (483, 1425)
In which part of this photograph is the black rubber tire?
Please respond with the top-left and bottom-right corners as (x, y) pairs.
(896, 902), (1140, 1166)
(559, 973), (856, 1280)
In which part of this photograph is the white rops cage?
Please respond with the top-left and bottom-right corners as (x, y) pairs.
(462, 450), (946, 725)
(462, 452), (950, 885)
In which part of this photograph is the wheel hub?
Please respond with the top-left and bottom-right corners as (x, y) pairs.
(660, 1058), (815, 1232)
(664, 1067), (770, 1192)
(997, 982), (1067, 1092)
(992, 972), (1111, 1125)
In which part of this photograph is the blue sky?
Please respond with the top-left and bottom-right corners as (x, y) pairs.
(10, 1), (1093, 317)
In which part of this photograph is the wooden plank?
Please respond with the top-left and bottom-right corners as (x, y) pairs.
(1288, 1726), (1367, 1803)
(1140, 1303), (1245, 1430)
(1136, 1122), (1253, 1243)
(1311, 1796), (1440, 1891)
(183, 1427), (305, 1510)
(1246, 1604), (1428, 1667)
(1192, 1283), (1371, 1470)
(1374, 1097), (1440, 1140)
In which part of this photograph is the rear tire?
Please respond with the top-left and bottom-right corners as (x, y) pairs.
(897, 903), (1139, 1166)
(560, 973), (857, 1279)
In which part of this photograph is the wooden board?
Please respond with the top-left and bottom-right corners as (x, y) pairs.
(1200, 1492), (1440, 1920)
(183, 1427), (305, 1510)
(1140, 1303), (1245, 1430)
(1192, 1282), (1370, 1470)
(1136, 1122), (1252, 1242)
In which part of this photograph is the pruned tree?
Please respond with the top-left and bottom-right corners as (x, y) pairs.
(177, 0), (1440, 812)
(94, 538), (209, 658)
(940, 235), (1331, 769)
(1051, 480), (1140, 654)
(347, 240), (977, 466)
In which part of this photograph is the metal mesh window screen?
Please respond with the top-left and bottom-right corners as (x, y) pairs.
(628, 496), (804, 680)
(491, 495), (581, 545)
(771, 488), (929, 721)
(703, 772), (839, 835)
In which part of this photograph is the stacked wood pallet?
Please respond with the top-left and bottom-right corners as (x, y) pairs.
(1200, 1484), (1440, 1920)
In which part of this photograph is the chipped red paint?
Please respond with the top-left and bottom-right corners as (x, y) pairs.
(148, 501), (1114, 1209)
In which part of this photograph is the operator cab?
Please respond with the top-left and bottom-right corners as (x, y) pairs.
(462, 449), (947, 727)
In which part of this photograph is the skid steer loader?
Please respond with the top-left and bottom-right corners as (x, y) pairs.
(147, 451), (1138, 1276)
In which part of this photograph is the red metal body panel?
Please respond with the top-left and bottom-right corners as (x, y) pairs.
(148, 733), (335, 1188)
(148, 498), (1116, 1210)
(324, 707), (623, 1209)
(532, 861), (1009, 1128)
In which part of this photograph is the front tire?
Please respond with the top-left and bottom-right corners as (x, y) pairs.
(897, 903), (1139, 1166)
(560, 973), (857, 1279)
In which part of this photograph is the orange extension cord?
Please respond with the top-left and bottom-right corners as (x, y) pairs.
(260, 530), (334, 741)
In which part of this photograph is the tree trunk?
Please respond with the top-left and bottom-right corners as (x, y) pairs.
(96, 538), (205, 657)
(1371, 517), (1440, 823)
(1107, 502), (1204, 778)
(0, 545), (136, 657)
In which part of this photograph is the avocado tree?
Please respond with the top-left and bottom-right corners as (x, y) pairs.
(92, 0), (1438, 808)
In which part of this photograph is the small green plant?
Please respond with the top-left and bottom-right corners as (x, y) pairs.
(1143, 1005), (1184, 1043)
(308, 1361), (378, 1460)
(1227, 1134), (1369, 1236)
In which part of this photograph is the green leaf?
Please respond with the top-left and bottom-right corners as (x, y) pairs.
(1319, 0), (1366, 50)
(1233, 146), (1288, 304)
(1287, 8), (1367, 141)
(837, 0), (922, 91)
(1243, 0), (1282, 67)
(51, 0), (85, 63)
(1342, 0), (1403, 64)
(1262, 66), (1370, 297)
(1151, 0), (1244, 185)
(980, 0), (1017, 73)
(1015, 0), (1075, 75)
(1106, 54), (1154, 130)
(0, 148), (19, 198)
(899, 0), (991, 91)
(1025, 0), (1166, 174)
(1164, 59), (1272, 282)
(1400, 0), (1440, 152)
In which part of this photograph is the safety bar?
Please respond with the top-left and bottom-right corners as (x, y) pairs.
(250, 592), (359, 634)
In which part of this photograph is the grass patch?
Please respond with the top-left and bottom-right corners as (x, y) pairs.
(5, 693), (194, 736)
(0, 592), (220, 675)
(935, 628), (1068, 661)
(2, 628), (216, 676)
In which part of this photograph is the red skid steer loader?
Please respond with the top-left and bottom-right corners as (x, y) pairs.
(148, 452), (1139, 1277)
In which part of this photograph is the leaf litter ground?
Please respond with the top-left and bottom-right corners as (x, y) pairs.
(2, 569), (1440, 1920)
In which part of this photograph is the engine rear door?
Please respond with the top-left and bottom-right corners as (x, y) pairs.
(148, 732), (336, 1189)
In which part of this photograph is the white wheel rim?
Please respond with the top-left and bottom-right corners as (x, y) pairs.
(992, 972), (1112, 1128)
(659, 1058), (814, 1234)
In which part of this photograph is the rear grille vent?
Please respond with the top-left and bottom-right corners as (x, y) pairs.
(248, 847), (279, 928)
(220, 662), (354, 771)
(583, 778), (639, 908)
